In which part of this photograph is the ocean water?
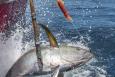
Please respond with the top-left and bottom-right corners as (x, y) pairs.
(29, 0), (115, 76)
(0, 0), (115, 77)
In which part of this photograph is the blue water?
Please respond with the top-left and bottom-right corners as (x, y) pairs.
(1, 0), (115, 77)
(32, 0), (115, 76)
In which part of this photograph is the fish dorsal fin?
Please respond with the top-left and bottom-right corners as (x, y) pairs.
(38, 23), (59, 47)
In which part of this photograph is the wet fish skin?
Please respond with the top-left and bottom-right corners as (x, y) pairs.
(6, 45), (93, 77)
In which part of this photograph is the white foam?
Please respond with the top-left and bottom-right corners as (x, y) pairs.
(0, 30), (23, 77)
(0, 21), (33, 77)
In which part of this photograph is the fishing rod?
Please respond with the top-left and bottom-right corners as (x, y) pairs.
(29, 0), (43, 71)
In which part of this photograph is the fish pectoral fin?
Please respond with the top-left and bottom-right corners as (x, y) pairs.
(51, 65), (60, 77)
(57, 72), (64, 77)
(51, 65), (64, 77)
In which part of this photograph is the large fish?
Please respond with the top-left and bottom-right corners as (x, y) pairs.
(6, 45), (93, 77)
(5, 24), (93, 77)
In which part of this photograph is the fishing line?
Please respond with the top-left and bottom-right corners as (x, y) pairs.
(69, 20), (87, 45)
(57, 0), (87, 45)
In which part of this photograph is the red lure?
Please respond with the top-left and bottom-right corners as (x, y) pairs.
(57, 0), (72, 21)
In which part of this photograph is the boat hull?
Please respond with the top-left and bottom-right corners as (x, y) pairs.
(0, 0), (27, 32)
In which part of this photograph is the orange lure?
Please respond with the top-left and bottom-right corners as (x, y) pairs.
(57, 0), (72, 21)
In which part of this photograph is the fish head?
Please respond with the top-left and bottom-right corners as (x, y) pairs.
(42, 45), (93, 71)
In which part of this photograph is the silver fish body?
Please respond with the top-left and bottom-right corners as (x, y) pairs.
(6, 45), (93, 77)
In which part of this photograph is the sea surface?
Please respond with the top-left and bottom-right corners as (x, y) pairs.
(0, 0), (115, 77)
